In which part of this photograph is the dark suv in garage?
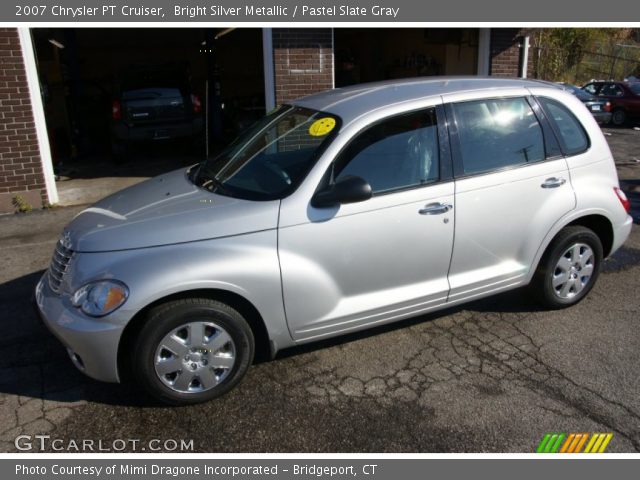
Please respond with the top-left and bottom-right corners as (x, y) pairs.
(111, 65), (203, 161)
(582, 80), (640, 126)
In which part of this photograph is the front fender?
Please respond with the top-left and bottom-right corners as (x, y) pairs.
(68, 230), (292, 350)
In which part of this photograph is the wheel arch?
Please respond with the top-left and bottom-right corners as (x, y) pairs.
(611, 106), (627, 124)
(117, 288), (273, 383)
(531, 212), (614, 280)
(565, 214), (614, 258)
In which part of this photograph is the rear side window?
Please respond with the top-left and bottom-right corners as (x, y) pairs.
(452, 97), (545, 175)
(599, 84), (624, 97)
(538, 97), (589, 156)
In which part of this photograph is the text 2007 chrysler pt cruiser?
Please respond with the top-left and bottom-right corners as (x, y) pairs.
(36, 78), (632, 405)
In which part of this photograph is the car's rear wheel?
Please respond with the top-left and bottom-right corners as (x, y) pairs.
(531, 226), (603, 309)
(132, 298), (254, 405)
(611, 108), (627, 126)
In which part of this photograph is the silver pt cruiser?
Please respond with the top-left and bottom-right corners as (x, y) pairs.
(36, 77), (632, 405)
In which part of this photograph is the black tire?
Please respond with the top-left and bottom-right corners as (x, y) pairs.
(611, 108), (627, 127)
(531, 226), (603, 309)
(132, 298), (254, 405)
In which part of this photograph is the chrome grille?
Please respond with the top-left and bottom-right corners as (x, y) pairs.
(48, 240), (74, 294)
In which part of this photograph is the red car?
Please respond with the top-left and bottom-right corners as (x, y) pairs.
(582, 81), (640, 126)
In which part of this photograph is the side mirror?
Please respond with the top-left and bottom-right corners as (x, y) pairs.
(311, 175), (372, 208)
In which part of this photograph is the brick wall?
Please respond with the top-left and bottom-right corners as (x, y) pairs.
(0, 28), (46, 213)
(272, 28), (334, 106)
(489, 28), (532, 78)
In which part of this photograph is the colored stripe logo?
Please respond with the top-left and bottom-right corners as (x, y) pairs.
(536, 433), (613, 453)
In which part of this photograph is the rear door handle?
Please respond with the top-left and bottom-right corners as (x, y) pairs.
(419, 202), (452, 215)
(541, 177), (566, 189)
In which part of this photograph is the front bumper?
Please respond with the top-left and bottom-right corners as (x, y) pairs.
(35, 273), (124, 383)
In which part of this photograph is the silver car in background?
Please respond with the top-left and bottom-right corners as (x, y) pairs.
(35, 77), (632, 405)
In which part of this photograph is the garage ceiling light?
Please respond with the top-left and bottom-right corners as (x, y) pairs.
(214, 28), (235, 40)
(48, 39), (65, 49)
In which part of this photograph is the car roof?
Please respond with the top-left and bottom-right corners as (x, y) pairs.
(586, 80), (624, 85)
(293, 76), (562, 125)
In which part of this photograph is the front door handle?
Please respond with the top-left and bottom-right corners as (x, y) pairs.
(419, 202), (452, 215)
(541, 177), (566, 188)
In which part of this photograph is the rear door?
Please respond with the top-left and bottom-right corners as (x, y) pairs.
(443, 92), (576, 303)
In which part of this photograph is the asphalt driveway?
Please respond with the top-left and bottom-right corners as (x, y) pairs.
(1, 127), (639, 453)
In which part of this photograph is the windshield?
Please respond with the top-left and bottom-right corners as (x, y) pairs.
(194, 106), (340, 200)
(629, 83), (640, 95)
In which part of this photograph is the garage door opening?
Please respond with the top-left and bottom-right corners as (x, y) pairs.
(334, 28), (479, 87)
(31, 28), (265, 205)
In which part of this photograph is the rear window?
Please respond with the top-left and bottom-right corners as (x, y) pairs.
(629, 83), (640, 95)
(582, 83), (599, 95)
(538, 97), (589, 156)
(121, 70), (190, 98)
(572, 88), (592, 101)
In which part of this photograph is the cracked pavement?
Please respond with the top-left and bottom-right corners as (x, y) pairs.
(1, 127), (639, 453)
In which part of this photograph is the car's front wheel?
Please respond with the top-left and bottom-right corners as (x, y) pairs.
(132, 298), (254, 405)
(532, 226), (603, 309)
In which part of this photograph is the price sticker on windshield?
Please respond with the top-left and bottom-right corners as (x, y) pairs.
(309, 117), (336, 136)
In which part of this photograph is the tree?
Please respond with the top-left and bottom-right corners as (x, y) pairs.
(531, 28), (640, 83)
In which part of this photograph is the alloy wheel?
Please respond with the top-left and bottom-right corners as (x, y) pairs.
(154, 321), (236, 393)
(551, 242), (595, 299)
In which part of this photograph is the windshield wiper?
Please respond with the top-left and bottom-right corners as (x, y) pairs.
(198, 172), (234, 196)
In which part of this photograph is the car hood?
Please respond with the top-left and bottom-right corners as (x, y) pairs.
(64, 168), (280, 252)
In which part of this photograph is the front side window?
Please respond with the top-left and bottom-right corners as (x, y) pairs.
(334, 108), (440, 195)
(452, 97), (545, 175)
(195, 106), (339, 200)
(538, 97), (589, 156)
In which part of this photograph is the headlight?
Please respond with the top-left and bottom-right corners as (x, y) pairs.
(71, 280), (129, 317)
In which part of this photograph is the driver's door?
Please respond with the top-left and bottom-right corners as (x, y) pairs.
(278, 106), (455, 341)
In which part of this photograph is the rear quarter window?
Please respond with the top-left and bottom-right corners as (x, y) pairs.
(538, 97), (590, 156)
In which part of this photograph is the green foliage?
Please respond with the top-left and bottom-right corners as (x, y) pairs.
(531, 28), (640, 84)
(12, 194), (33, 213)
